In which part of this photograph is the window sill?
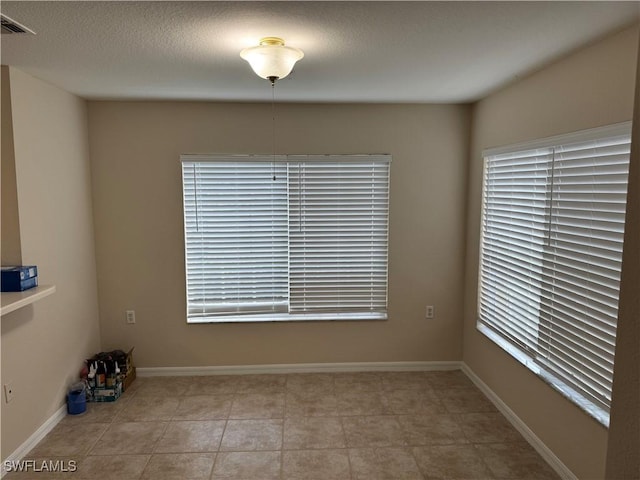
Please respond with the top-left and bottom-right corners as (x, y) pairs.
(187, 312), (388, 324)
(477, 322), (609, 428)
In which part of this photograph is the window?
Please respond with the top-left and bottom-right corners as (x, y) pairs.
(181, 154), (391, 323)
(477, 123), (631, 426)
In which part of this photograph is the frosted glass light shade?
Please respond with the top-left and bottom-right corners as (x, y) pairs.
(240, 37), (304, 80)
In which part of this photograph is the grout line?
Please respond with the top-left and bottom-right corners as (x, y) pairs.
(82, 417), (112, 457)
(470, 441), (500, 479)
(338, 416), (354, 480)
(406, 445), (427, 480)
(137, 451), (153, 480)
(210, 417), (229, 479)
(280, 383), (287, 480)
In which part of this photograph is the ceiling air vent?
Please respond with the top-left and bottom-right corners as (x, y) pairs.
(1, 14), (35, 35)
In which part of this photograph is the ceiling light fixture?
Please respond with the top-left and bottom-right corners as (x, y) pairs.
(239, 37), (303, 182)
(240, 37), (304, 84)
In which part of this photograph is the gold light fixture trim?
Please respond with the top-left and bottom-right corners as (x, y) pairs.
(259, 37), (286, 47)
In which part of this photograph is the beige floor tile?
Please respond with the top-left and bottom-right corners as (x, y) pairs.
(349, 447), (423, 480)
(115, 396), (180, 421)
(336, 391), (390, 416)
(413, 444), (495, 479)
(398, 414), (469, 446)
(334, 372), (383, 393)
(282, 449), (350, 480)
(384, 389), (446, 415)
(30, 423), (108, 457)
(120, 386), (137, 397)
(78, 454), (150, 479)
(476, 442), (561, 479)
(186, 376), (240, 396)
(174, 395), (233, 420)
(285, 373), (335, 394)
(234, 374), (286, 393)
(155, 420), (225, 453)
(457, 413), (523, 444)
(212, 451), (281, 479)
(342, 415), (407, 448)
(229, 393), (285, 419)
(89, 421), (166, 455)
(60, 399), (129, 425)
(141, 453), (216, 479)
(380, 372), (433, 391)
(220, 419), (283, 451)
(283, 417), (345, 449)
(13, 372), (560, 480)
(134, 377), (195, 397)
(121, 377), (143, 395)
(435, 387), (497, 414)
(2, 471), (27, 479)
(424, 371), (473, 389)
(285, 391), (338, 417)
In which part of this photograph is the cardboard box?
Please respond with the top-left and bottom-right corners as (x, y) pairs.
(1, 266), (38, 291)
(85, 347), (136, 401)
(122, 347), (136, 392)
(88, 382), (122, 402)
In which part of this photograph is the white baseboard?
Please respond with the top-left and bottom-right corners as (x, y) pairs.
(1, 404), (67, 478)
(137, 360), (463, 377)
(461, 363), (578, 480)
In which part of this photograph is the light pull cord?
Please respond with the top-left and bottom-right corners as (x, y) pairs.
(271, 79), (276, 181)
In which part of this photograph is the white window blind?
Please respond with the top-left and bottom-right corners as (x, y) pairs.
(478, 123), (631, 426)
(181, 154), (391, 323)
(182, 161), (289, 318)
(479, 147), (552, 354)
(288, 158), (390, 316)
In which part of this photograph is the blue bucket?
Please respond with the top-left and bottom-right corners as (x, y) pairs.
(67, 383), (86, 415)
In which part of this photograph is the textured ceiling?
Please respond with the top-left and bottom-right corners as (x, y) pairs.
(1, 1), (638, 103)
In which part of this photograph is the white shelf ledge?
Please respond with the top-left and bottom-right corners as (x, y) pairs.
(1, 285), (56, 316)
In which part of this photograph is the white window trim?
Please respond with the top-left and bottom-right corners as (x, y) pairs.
(482, 122), (631, 158)
(187, 311), (387, 324)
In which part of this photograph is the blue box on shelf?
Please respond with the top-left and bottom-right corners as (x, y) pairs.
(1, 266), (38, 292)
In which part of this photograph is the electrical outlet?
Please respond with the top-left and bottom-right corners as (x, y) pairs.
(126, 310), (136, 324)
(4, 383), (15, 403)
(425, 305), (435, 319)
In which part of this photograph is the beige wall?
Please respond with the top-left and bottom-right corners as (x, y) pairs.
(1, 68), (101, 459)
(462, 25), (639, 480)
(87, 102), (470, 367)
(1, 66), (22, 265)
(605, 32), (640, 480)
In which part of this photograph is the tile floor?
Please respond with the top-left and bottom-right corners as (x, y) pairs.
(6, 370), (561, 479)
